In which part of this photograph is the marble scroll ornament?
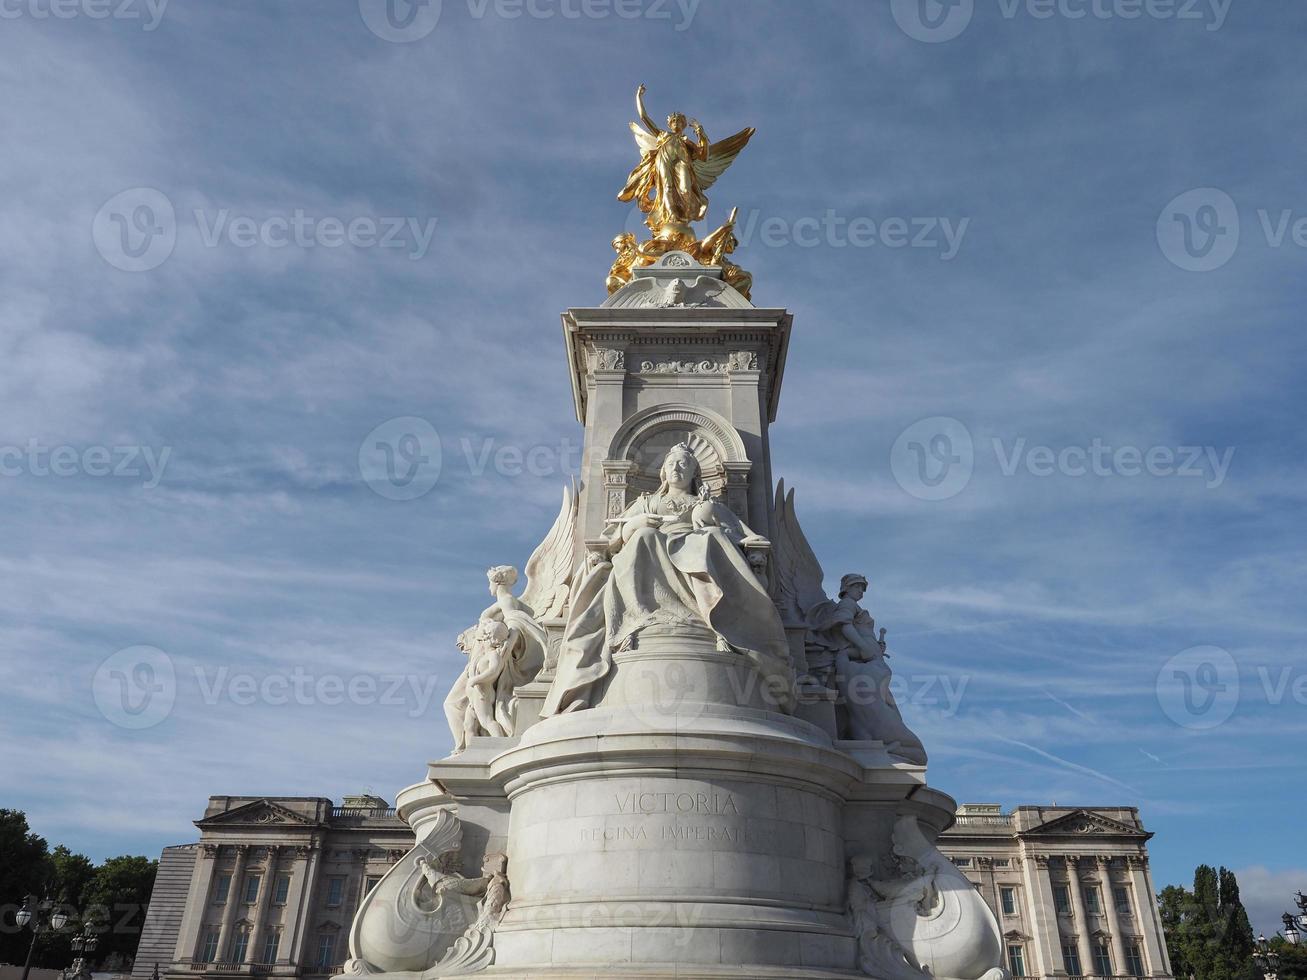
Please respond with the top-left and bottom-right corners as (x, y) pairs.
(341, 808), (509, 979)
(847, 815), (1008, 980)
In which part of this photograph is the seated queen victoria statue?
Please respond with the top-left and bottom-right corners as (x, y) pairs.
(543, 442), (797, 715)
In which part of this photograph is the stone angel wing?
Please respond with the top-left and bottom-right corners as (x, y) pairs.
(693, 126), (756, 191)
(629, 121), (661, 156)
(519, 480), (580, 620)
(770, 479), (832, 626)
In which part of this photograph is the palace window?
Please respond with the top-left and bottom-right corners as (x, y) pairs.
(1083, 886), (1102, 915)
(1007, 944), (1027, 977)
(213, 874), (231, 905)
(1054, 884), (1072, 915)
(994, 858), (1011, 867)
(199, 932), (220, 964)
(1062, 942), (1083, 976)
(243, 874), (261, 904)
(261, 930), (280, 965)
(1001, 886), (1018, 916)
(325, 876), (345, 907)
(365, 875), (384, 896)
(230, 929), (250, 965)
(953, 857), (972, 868)
(1125, 942), (1146, 977)
(1093, 941), (1113, 976)
(1114, 886), (1133, 916)
(317, 934), (337, 969)
(273, 873), (291, 905)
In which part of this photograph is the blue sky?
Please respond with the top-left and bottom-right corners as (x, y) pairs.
(1, 0), (1304, 936)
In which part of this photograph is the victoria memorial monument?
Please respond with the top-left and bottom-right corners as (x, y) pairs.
(189, 89), (1110, 979)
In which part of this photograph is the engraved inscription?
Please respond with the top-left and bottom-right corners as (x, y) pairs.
(614, 792), (740, 815)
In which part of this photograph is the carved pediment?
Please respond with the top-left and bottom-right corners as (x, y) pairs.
(1019, 809), (1150, 840)
(196, 799), (325, 830)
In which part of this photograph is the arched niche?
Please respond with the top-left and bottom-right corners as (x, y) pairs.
(602, 404), (752, 521)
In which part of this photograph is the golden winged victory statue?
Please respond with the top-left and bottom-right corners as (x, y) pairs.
(609, 84), (756, 299)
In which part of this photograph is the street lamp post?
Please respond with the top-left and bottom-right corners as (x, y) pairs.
(1254, 934), (1281, 980)
(65, 930), (99, 980)
(13, 895), (69, 980)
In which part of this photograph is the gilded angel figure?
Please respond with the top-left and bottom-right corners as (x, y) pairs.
(618, 84), (755, 243)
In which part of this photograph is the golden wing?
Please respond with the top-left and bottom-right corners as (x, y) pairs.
(692, 126), (755, 191)
(629, 121), (660, 156)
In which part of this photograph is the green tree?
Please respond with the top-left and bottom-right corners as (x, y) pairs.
(1160, 884), (1195, 980)
(81, 855), (158, 969)
(0, 810), (50, 967)
(1269, 936), (1307, 980)
(1162, 866), (1269, 980)
(1216, 867), (1259, 980)
(1191, 865), (1223, 980)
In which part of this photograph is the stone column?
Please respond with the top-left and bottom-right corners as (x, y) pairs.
(175, 844), (219, 963)
(725, 357), (769, 531)
(1129, 856), (1168, 976)
(214, 845), (249, 964)
(248, 847), (279, 963)
(1022, 853), (1060, 978)
(284, 842), (321, 970)
(578, 348), (630, 542)
(1068, 856), (1096, 977)
(1100, 857), (1130, 976)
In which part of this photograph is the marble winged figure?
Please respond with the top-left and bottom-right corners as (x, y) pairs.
(771, 480), (927, 764)
(543, 443), (796, 716)
(443, 483), (578, 752)
(618, 84), (755, 243)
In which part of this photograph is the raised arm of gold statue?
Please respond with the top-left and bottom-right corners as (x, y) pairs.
(617, 85), (754, 244)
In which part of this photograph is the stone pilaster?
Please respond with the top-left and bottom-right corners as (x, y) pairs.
(1068, 856), (1096, 976)
(284, 842), (321, 969)
(214, 844), (249, 963)
(1022, 852), (1060, 978)
(1099, 856), (1130, 975)
(249, 846), (279, 963)
(174, 843), (219, 963)
(1129, 855), (1168, 976)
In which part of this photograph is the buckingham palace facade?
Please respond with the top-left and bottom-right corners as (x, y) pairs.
(131, 797), (1173, 980)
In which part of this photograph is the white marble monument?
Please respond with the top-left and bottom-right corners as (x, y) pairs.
(334, 87), (1009, 979)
